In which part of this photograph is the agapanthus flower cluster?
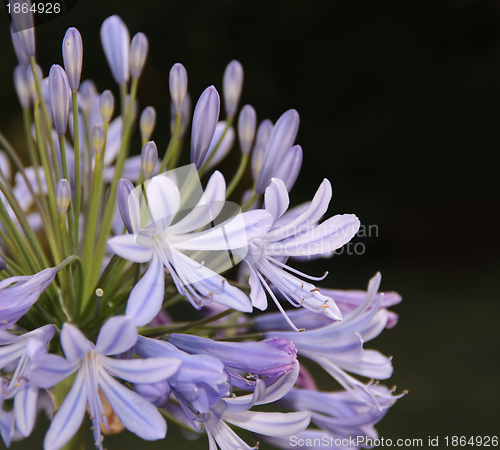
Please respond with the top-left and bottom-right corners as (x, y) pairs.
(1, 7), (404, 450)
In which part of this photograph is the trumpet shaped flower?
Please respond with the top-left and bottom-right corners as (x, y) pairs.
(29, 317), (181, 450)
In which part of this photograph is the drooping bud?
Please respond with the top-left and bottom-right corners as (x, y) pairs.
(117, 178), (140, 234)
(133, 382), (171, 408)
(13, 65), (31, 109)
(169, 63), (188, 114)
(49, 65), (71, 136)
(222, 60), (244, 118)
(91, 124), (105, 154)
(141, 141), (158, 180)
(99, 90), (115, 126)
(203, 122), (235, 170)
(273, 145), (303, 191)
(25, 64), (42, 102)
(256, 109), (299, 194)
(9, 0), (35, 58)
(79, 79), (97, 114)
(140, 106), (156, 143)
(237, 104), (256, 155)
(55, 178), (71, 215)
(251, 119), (273, 182)
(62, 27), (83, 92)
(129, 32), (148, 79)
(10, 28), (30, 67)
(100, 15), (130, 85)
(190, 86), (220, 168)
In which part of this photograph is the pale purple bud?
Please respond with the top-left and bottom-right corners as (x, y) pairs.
(91, 124), (105, 154)
(13, 65), (31, 109)
(100, 15), (130, 84)
(273, 145), (303, 191)
(237, 104), (256, 154)
(141, 141), (158, 180)
(117, 178), (137, 234)
(25, 64), (42, 102)
(169, 63), (188, 114)
(99, 90), (115, 126)
(78, 79), (97, 114)
(9, 0), (35, 57)
(62, 27), (83, 92)
(140, 106), (156, 143)
(223, 60), (244, 118)
(256, 109), (299, 194)
(191, 86), (220, 168)
(203, 122), (235, 170)
(129, 32), (148, 79)
(49, 65), (71, 136)
(251, 119), (273, 182)
(10, 28), (30, 67)
(55, 179), (71, 215)
(41, 77), (51, 109)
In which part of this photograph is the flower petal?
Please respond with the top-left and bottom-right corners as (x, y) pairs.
(125, 253), (165, 327)
(98, 369), (166, 441)
(95, 316), (137, 355)
(43, 371), (87, 450)
(13, 385), (38, 437)
(100, 355), (181, 383)
(145, 174), (180, 231)
(60, 324), (94, 362)
(107, 234), (154, 263)
(264, 178), (290, 226)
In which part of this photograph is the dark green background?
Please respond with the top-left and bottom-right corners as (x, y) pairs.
(1, 0), (499, 448)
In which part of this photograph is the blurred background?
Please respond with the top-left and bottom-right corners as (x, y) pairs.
(1, 0), (499, 448)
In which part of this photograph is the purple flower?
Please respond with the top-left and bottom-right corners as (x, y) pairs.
(129, 32), (149, 79)
(251, 119), (274, 182)
(273, 144), (303, 191)
(48, 65), (71, 136)
(256, 109), (299, 194)
(223, 60), (244, 118)
(13, 65), (31, 109)
(0, 268), (56, 329)
(169, 63), (188, 115)
(62, 27), (83, 92)
(238, 105), (257, 155)
(191, 86), (220, 168)
(100, 15), (130, 85)
(108, 169), (252, 326)
(0, 325), (55, 438)
(201, 121), (235, 170)
(29, 317), (181, 450)
(0, 387), (14, 448)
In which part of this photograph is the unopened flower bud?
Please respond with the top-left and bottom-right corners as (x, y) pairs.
(251, 119), (273, 182)
(141, 141), (158, 180)
(99, 90), (115, 126)
(133, 381), (171, 408)
(129, 32), (148, 79)
(10, 28), (30, 67)
(100, 15), (130, 85)
(191, 86), (220, 168)
(13, 65), (31, 109)
(117, 178), (140, 234)
(55, 178), (71, 215)
(169, 63), (188, 114)
(62, 27), (83, 92)
(49, 65), (71, 136)
(140, 106), (156, 143)
(238, 104), (256, 155)
(256, 109), (299, 194)
(91, 124), (105, 154)
(10, 0), (35, 57)
(273, 145), (303, 191)
(25, 64), (42, 102)
(223, 60), (244, 118)
(203, 122), (235, 170)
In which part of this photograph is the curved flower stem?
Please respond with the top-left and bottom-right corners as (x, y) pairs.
(30, 57), (61, 182)
(159, 112), (181, 173)
(84, 79), (139, 306)
(226, 152), (249, 199)
(71, 91), (81, 239)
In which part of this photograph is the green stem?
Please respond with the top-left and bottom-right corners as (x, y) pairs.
(71, 91), (81, 240)
(159, 112), (181, 173)
(226, 152), (249, 198)
(58, 136), (77, 255)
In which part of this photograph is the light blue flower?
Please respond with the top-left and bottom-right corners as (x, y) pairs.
(0, 269), (56, 330)
(100, 15), (130, 85)
(108, 169), (252, 326)
(29, 317), (181, 450)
